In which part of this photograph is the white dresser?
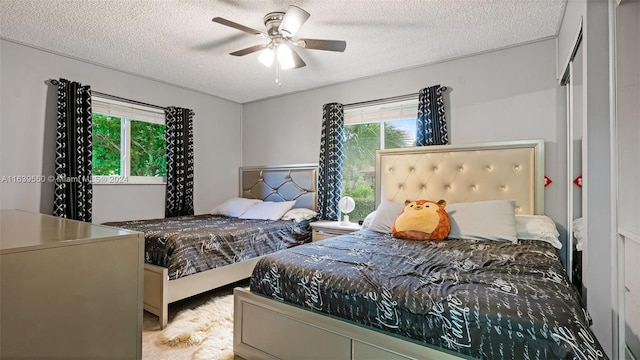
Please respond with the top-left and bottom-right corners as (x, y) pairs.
(0, 210), (144, 359)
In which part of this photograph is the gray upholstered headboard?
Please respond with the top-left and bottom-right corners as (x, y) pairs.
(240, 164), (318, 211)
(375, 140), (544, 215)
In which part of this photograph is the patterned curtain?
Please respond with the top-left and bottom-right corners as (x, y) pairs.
(416, 85), (449, 146)
(165, 106), (195, 217)
(317, 103), (345, 221)
(53, 78), (93, 222)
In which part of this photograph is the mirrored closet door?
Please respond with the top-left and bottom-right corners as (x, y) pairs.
(561, 23), (583, 290)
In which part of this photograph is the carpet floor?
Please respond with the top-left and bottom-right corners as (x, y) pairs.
(142, 280), (249, 360)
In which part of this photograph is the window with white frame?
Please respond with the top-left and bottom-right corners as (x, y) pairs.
(342, 98), (418, 221)
(92, 97), (166, 184)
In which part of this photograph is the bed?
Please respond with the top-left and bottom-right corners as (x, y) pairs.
(233, 140), (607, 359)
(104, 164), (317, 329)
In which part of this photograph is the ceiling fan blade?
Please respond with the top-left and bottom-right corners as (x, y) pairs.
(212, 17), (265, 37)
(297, 38), (346, 52)
(229, 45), (267, 56)
(229, 44), (266, 56)
(290, 48), (306, 69)
(279, 5), (310, 37)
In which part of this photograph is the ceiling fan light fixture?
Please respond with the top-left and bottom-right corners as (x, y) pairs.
(277, 43), (295, 70)
(213, 5), (345, 77)
(258, 47), (274, 67)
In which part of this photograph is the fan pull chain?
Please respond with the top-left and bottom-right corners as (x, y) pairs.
(275, 58), (282, 86)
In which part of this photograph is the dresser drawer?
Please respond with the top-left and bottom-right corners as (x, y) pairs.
(310, 221), (362, 242)
(239, 301), (351, 359)
(312, 230), (340, 241)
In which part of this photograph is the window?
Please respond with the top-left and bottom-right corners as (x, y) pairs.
(92, 97), (166, 184)
(342, 99), (418, 221)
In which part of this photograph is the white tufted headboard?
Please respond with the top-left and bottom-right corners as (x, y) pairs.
(375, 140), (544, 215)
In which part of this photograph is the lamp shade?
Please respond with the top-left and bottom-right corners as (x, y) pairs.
(258, 48), (274, 67)
(277, 43), (295, 70)
(338, 196), (355, 214)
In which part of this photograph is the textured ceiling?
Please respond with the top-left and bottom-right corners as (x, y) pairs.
(0, 0), (566, 104)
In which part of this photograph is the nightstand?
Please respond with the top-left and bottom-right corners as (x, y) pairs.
(310, 221), (362, 242)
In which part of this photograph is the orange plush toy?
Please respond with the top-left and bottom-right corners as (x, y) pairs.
(392, 200), (450, 241)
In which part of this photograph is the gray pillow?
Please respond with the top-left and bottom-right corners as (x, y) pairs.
(368, 201), (405, 234)
(446, 200), (518, 242)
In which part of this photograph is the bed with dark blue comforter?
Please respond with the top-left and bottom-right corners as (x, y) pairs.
(250, 229), (607, 360)
(105, 214), (311, 280)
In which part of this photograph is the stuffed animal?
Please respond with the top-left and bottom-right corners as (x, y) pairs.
(392, 199), (450, 241)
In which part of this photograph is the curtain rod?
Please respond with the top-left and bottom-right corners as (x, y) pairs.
(342, 86), (447, 110)
(48, 79), (166, 111)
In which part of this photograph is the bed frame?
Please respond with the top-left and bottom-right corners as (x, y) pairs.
(234, 140), (545, 359)
(144, 164), (317, 329)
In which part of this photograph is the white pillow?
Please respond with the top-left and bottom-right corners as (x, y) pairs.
(515, 215), (562, 249)
(281, 208), (317, 222)
(361, 210), (377, 229)
(573, 217), (584, 251)
(211, 197), (263, 217)
(447, 200), (518, 243)
(368, 201), (405, 234)
(239, 201), (296, 220)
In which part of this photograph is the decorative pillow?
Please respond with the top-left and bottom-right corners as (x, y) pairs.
(392, 200), (450, 241)
(361, 210), (377, 229)
(446, 200), (518, 242)
(368, 201), (406, 234)
(211, 197), (263, 217)
(238, 201), (296, 220)
(281, 208), (317, 222)
(515, 215), (562, 249)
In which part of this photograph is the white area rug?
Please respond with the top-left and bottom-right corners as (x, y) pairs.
(158, 293), (235, 360)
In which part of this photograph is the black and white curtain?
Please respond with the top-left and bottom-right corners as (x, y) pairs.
(317, 103), (345, 221)
(416, 85), (449, 146)
(165, 106), (195, 217)
(53, 78), (93, 222)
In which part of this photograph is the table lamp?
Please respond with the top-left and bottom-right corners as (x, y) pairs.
(338, 196), (355, 225)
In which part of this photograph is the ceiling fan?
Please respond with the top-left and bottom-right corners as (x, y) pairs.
(212, 5), (346, 70)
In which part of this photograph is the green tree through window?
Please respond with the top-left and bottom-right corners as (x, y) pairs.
(130, 120), (166, 176)
(92, 114), (121, 176)
(92, 113), (166, 179)
(342, 119), (414, 222)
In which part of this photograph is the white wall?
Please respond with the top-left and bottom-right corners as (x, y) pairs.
(242, 38), (568, 252)
(0, 40), (242, 224)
